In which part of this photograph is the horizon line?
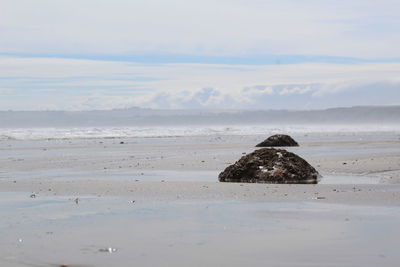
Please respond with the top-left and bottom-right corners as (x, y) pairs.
(1, 104), (399, 113)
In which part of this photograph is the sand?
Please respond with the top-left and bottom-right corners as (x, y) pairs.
(1, 132), (400, 266)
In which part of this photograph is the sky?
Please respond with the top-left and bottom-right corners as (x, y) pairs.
(0, 0), (400, 110)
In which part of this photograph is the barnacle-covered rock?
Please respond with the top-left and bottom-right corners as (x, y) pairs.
(219, 148), (320, 184)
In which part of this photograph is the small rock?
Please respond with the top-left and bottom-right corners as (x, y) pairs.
(256, 134), (299, 147)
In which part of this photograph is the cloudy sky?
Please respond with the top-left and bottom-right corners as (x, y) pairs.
(1, 0), (400, 110)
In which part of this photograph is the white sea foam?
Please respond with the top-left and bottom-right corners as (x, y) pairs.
(0, 124), (399, 141)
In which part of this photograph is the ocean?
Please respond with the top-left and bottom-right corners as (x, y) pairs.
(1, 124), (399, 141)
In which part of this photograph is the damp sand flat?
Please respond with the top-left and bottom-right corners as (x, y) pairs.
(1, 132), (399, 183)
(1, 132), (400, 266)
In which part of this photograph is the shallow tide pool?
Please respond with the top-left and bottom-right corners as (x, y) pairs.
(0, 192), (399, 267)
(46, 170), (381, 185)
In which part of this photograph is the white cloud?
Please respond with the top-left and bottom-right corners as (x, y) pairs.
(1, 0), (400, 58)
(2, 1), (398, 110)
(278, 85), (314, 95)
(0, 56), (399, 110)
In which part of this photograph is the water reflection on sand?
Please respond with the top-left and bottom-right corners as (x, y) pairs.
(1, 192), (399, 267)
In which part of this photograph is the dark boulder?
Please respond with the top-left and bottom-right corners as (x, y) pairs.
(256, 134), (299, 147)
(219, 148), (320, 184)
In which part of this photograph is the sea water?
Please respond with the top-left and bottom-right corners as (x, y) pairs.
(0, 124), (399, 140)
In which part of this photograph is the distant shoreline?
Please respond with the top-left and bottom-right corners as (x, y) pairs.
(1, 105), (399, 128)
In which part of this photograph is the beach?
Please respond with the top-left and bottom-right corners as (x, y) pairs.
(3, 0), (400, 265)
(1, 130), (400, 266)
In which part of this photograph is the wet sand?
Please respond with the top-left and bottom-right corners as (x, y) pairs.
(1, 132), (400, 266)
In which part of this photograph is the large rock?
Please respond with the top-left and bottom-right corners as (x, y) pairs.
(256, 134), (299, 147)
(219, 148), (320, 184)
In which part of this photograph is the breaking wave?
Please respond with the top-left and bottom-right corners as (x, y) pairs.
(0, 124), (399, 141)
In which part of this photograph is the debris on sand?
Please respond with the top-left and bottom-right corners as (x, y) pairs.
(99, 247), (118, 253)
